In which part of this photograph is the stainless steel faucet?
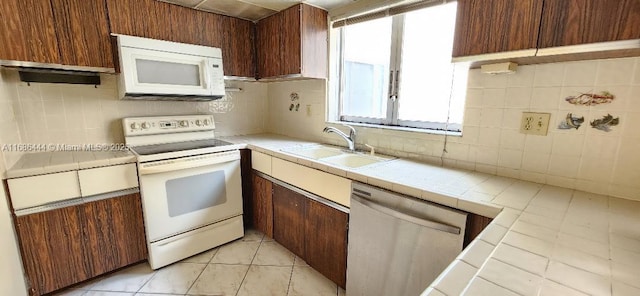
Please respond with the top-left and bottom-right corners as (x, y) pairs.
(323, 125), (356, 151)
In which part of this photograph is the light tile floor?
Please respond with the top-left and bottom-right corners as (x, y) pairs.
(55, 229), (346, 296)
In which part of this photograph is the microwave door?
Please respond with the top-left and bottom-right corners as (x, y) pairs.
(120, 46), (211, 96)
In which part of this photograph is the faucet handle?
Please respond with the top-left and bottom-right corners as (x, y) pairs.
(342, 124), (356, 138)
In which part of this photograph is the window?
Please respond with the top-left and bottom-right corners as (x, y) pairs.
(334, 2), (468, 132)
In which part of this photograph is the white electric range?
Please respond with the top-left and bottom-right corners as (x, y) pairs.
(123, 115), (244, 269)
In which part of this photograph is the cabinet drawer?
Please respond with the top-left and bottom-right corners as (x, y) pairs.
(79, 164), (139, 197)
(8, 171), (81, 210)
(272, 158), (351, 207)
(252, 151), (272, 175)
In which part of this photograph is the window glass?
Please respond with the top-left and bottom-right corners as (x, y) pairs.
(397, 3), (458, 124)
(341, 18), (392, 119)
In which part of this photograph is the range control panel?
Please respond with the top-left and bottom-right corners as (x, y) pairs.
(123, 115), (215, 136)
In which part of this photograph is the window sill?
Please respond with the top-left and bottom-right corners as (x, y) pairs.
(326, 121), (462, 137)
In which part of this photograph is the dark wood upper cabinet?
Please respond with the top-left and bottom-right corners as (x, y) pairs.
(51, 0), (114, 68)
(273, 184), (306, 258)
(251, 173), (274, 238)
(83, 193), (147, 276)
(0, 0), (60, 64)
(452, 0), (544, 57)
(106, 0), (255, 77)
(304, 199), (348, 288)
(256, 4), (328, 79)
(538, 0), (640, 48)
(223, 16), (256, 78)
(15, 205), (91, 296)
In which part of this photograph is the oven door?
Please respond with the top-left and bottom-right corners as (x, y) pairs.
(137, 150), (242, 243)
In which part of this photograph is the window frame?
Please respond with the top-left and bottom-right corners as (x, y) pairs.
(334, 7), (462, 133)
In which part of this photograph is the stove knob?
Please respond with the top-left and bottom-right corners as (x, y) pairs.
(195, 119), (202, 126)
(130, 123), (140, 130)
(141, 122), (150, 129)
(179, 120), (188, 127)
(203, 119), (210, 126)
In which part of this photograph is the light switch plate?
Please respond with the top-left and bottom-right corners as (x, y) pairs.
(520, 112), (551, 136)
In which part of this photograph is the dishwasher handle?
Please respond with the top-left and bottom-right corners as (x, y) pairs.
(352, 193), (461, 235)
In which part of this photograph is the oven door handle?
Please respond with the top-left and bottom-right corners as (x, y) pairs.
(138, 150), (239, 175)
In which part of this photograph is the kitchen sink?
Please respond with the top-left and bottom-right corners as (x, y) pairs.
(282, 144), (394, 168)
(282, 145), (344, 159)
(322, 153), (392, 168)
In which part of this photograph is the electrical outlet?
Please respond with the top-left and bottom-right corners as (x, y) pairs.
(520, 112), (551, 136)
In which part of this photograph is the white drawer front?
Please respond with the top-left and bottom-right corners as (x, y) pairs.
(8, 171), (81, 210)
(272, 158), (351, 207)
(78, 163), (139, 197)
(251, 151), (272, 175)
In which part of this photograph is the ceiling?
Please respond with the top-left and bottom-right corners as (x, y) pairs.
(159, 0), (355, 21)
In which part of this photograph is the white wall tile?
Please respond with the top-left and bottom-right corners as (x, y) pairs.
(479, 108), (504, 128)
(507, 66), (536, 87)
(530, 87), (562, 110)
(563, 61), (597, 86)
(534, 63), (566, 87)
(521, 152), (550, 174)
(596, 58), (635, 86)
(504, 87), (532, 108)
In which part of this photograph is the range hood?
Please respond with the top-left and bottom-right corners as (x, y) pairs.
(116, 35), (226, 101)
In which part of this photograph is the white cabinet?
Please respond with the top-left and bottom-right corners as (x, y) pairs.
(251, 151), (272, 175)
(8, 171), (81, 210)
(78, 164), (138, 196)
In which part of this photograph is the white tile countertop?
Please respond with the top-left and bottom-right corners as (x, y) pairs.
(6, 150), (136, 178)
(222, 133), (640, 296)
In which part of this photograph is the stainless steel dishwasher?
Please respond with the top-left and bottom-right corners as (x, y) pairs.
(347, 182), (467, 296)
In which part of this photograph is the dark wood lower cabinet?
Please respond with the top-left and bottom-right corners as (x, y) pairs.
(464, 213), (493, 248)
(83, 193), (147, 275)
(270, 179), (348, 288)
(15, 193), (147, 296)
(273, 184), (306, 258)
(251, 173), (273, 238)
(304, 199), (348, 288)
(16, 206), (90, 296)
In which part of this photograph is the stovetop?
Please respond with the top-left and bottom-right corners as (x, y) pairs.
(131, 139), (234, 156)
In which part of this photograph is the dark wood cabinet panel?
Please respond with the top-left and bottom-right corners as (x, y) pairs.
(0, 0), (60, 64)
(251, 173), (274, 238)
(280, 5), (303, 76)
(107, 0), (254, 77)
(83, 193), (147, 276)
(15, 206), (90, 296)
(256, 4), (327, 79)
(452, 0), (543, 57)
(222, 16), (255, 77)
(463, 213), (493, 248)
(240, 150), (253, 228)
(539, 0), (640, 48)
(0, 0), (28, 61)
(256, 12), (282, 78)
(52, 0), (114, 68)
(300, 4), (328, 79)
(106, 0), (171, 41)
(273, 184), (306, 258)
(304, 199), (348, 288)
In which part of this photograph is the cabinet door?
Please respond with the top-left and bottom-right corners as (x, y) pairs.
(15, 206), (90, 296)
(452, 0), (543, 57)
(83, 193), (147, 276)
(106, 0), (172, 41)
(273, 184), (306, 258)
(223, 17), (255, 77)
(539, 0), (640, 48)
(280, 5), (303, 76)
(300, 4), (328, 79)
(51, 0), (114, 68)
(256, 12), (283, 78)
(304, 199), (348, 288)
(251, 173), (274, 237)
(0, 0), (60, 64)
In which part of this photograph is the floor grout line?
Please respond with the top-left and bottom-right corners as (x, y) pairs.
(234, 233), (264, 296)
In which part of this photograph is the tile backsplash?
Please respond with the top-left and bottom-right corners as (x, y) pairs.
(274, 57), (640, 201)
(0, 69), (268, 170)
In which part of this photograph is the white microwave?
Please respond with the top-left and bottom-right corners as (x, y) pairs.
(116, 35), (225, 101)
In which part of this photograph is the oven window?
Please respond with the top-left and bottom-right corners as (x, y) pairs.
(165, 171), (227, 217)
